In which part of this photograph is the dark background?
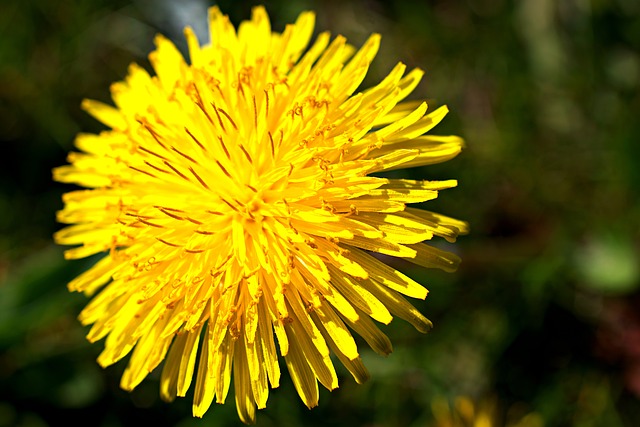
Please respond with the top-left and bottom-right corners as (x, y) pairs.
(1, 0), (639, 426)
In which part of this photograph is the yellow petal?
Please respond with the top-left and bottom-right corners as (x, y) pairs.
(284, 336), (319, 409)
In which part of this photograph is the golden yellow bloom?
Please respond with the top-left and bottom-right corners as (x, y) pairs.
(54, 6), (467, 424)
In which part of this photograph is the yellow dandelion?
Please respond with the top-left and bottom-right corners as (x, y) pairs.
(54, 6), (468, 424)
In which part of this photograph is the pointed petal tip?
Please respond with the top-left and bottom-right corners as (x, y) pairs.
(183, 25), (196, 38)
(417, 318), (434, 334)
(152, 33), (170, 50)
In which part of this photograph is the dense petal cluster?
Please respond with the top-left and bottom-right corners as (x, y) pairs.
(54, 6), (467, 424)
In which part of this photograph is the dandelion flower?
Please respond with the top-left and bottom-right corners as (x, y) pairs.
(54, 6), (468, 424)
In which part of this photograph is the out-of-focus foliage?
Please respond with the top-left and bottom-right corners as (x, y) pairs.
(1, 0), (639, 426)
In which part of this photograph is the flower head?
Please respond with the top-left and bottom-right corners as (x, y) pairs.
(54, 6), (467, 424)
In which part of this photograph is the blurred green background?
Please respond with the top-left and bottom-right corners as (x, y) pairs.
(1, 0), (639, 426)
